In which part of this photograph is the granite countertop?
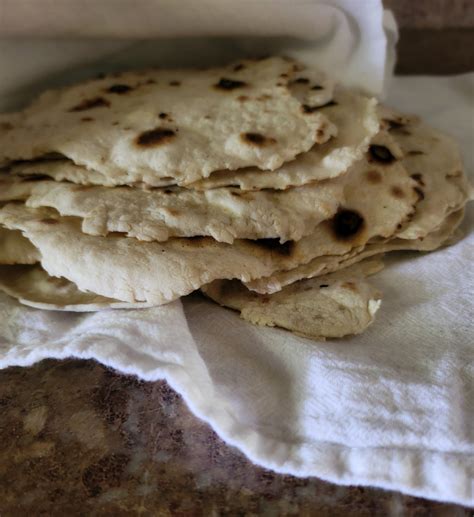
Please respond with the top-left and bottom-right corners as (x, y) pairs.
(1, 359), (471, 516)
(1, 29), (473, 515)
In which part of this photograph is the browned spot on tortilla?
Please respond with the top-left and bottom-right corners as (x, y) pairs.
(407, 150), (425, 156)
(135, 128), (176, 147)
(237, 95), (249, 102)
(342, 282), (357, 292)
(397, 223), (403, 230)
(145, 79), (156, 85)
(447, 170), (462, 178)
(112, 122), (119, 126)
(302, 100), (337, 113)
(414, 186), (425, 201)
(367, 170), (382, 183)
(214, 78), (247, 90)
(233, 63), (245, 72)
(107, 84), (133, 94)
(332, 209), (365, 240)
(410, 173), (425, 186)
(40, 218), (58, 225)
(164, 189), (173, 194)
(252, 239), (294, 256)
(69, 97), (110, 112)
(368, 145), (396, 164)
(319, 284), (329, 288)
(384, 119), (405, 131)
(241, 132), (276, 146)
(311, 85), (323, 90)
(231, 191), (241, 197)
(257, 94), (272, 101)
(260, 296), (270, 304)
(158, 112), (168, 119)
(292, 63), (304, 72)
(292, 77), (310, 84)
(169, 80), (181, 86)
(72, 185), (91, 191)
(0, 122), (13, 131)
(391, 186), (405, 199)
(81, 117), (94, 122)
(280, 73), (289, 78)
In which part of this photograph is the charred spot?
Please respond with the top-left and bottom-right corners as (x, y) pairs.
(231, 191), (241, 197)
(302, 100), (337, 113)
(368, 145), (396, 164)
(332, 209), (365, 240)
(135, 127), (176, 147)
(410, 173), (425, 186)
(80, 117), (94, 122)
(112, 122), (119, 126)
(414, 186), (425, 201)
(69, 97), (110, 112)
(280, 73), (289, 78)
(311, 85), (323, 90)
(407, 150), (425, 156)
(366, 170), (382, 184)
(164, 189), (173, 194)
(233, 63), (245, 72)
(214, 78), (247, 90)
(319, 284), (329, 288)
(252, 239), (294, 256)
(169, 80), (181, 86)
(40, 218), (59, 225)
(384, 119), (405, 131)
(397, 223), (403, 230)
(158, 112), (168, 119)
(107, 84), (133, 94)
(241, 132), (276, 146)
(391, 186), (405, 199)
(292, 77), (310, 84)
(237, 95), (249, 102)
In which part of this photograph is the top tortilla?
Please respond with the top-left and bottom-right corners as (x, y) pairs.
(0, 57), (336, 186)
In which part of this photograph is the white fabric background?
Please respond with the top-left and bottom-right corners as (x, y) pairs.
(0, 2), (473, 505)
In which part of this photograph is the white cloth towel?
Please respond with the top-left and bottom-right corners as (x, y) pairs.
(0, 0), (395, 112)
(0, 1), (473, 505)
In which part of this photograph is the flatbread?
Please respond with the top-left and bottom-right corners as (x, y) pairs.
(246, 209), (465, 294)
(0, 226), (40, 264)
(244, 120), (472, 293)
(202, 259), (383, 340)
(0, 264), (151, 311)
(384, 118), (473, 239)
(0, 57), (337, 186)
(0, 176), (344, 244)
(0, 126), (417, 304)
(189, 88), (380, 190)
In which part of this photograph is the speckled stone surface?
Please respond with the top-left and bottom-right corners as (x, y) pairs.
(0, 359), (471, 516)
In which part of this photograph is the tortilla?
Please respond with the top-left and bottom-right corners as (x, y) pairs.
(0, 264), (153, 311)
(244, 119), (472, 293)
(246, 209), (465, 294)
(202, 259), (383, 340)
(0, 226), (40, 264)
(0, 57), (337, 186)
(0, 176), (344, 244)
(190, 88), (380, 190)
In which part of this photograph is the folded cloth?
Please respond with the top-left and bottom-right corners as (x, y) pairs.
(0, 74), (473, 505)
(0, 0), (396, 112)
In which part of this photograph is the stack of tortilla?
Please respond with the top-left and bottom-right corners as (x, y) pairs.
(0, 57), (471, 340)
